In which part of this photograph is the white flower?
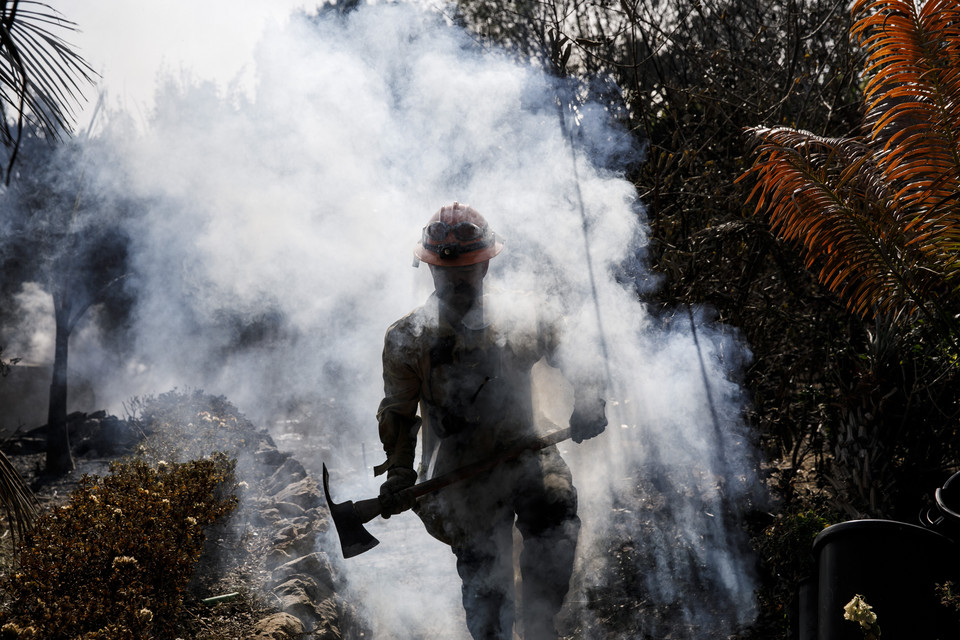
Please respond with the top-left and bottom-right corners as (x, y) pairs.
(843, 594), (878, 629)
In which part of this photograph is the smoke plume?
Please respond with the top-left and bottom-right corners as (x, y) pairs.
(2, 3), (761, 637)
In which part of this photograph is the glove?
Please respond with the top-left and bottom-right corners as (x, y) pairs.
(570, 398), (607, 443)
(379, 466), (417, 518)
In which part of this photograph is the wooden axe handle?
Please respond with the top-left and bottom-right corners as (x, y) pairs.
(407, 426), (572, 500)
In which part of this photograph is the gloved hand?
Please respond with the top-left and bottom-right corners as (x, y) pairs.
(570, 398), (607, 443)
(379, 466), (417, 518)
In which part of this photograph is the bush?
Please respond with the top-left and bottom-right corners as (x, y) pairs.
(749, 501), (835, 638)
(126, 388), (261, 463)
(0, 454), (238, 640)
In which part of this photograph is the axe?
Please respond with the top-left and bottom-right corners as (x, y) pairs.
(322, 426), (572, 558)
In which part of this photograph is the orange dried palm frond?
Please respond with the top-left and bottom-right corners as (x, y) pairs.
(742, 127), (930, 318)
(853, 0), (960, 259)
(742, 0), (960, 337)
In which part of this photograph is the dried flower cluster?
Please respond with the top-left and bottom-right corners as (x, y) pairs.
(843, 594), (881, 639)
(0, 454), (238, 639)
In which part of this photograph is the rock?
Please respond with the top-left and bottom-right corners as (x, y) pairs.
(273, 575), (329, 621)
(264, 457), (307, 495)
(270, 476), (324, 511)
(264, 547), (295, 569)
(213, 425), (363, 637)
(272, 523), (300, 544)
(253, 438), (290, 470)
(313, 596), (361, 640)
(246, 612), (304, 640)
(267, 534), (319, 569)
(273, 501), (306, 519)
(255, 507), (283, 525)
(271, 552), (335, 591)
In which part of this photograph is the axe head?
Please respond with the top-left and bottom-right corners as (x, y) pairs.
(322, 464), (380, 558)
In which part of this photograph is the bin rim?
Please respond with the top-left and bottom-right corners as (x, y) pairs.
(936, 487), (960, 521)
(944, 470), (960, 491)
(812, 518), (956, 556)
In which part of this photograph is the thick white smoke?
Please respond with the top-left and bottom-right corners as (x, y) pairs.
(3, 2), (761, 637)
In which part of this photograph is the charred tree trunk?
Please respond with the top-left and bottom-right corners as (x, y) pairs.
(43, 274), (126, 475)
(46, 294), (74, 475)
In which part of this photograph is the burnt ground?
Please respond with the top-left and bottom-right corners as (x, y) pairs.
(0, 404), (775, 640)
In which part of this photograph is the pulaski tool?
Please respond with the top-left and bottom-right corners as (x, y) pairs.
(322, 426), (572, 558)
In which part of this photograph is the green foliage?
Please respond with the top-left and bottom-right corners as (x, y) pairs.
(0, 129), (139, 475)
(743, 0), (960, 337)
(452, 0), (866, 470)
(0, 449), (38, 551)
(824, 316), (960, 518)
(757, 507), (830, 583)
(0, 454), (238, 640)
(750, 503), (835, 638)
(453, 1), (959, 634)
(742, 0), (960, 517)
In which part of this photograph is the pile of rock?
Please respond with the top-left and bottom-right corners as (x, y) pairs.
(243, 433), (365, 640)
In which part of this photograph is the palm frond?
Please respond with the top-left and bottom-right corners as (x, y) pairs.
(0, 1), (96, 181)
(742, 127), (925, 318)
(853, 0), (960, 258)
(743, 0), (960, 342)
(0, 449), (39, 549)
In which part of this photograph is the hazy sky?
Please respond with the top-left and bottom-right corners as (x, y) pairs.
(56, 0), (316, 125)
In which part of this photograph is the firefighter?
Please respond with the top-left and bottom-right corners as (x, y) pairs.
(374, 202), (607, 640)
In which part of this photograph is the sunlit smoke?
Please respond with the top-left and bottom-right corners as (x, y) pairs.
(0, 2), (760, 637)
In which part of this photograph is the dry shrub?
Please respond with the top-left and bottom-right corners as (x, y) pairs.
(0, 454), (238, 640)
(127, 389), (261, 463)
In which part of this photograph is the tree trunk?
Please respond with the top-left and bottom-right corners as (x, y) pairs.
(45, 302), (74, 475)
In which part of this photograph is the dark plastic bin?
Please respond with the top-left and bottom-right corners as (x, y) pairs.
(812, 519), (960, 640)
(797, 576), (817, 640)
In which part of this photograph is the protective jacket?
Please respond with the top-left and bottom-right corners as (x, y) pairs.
(375, 290), (562, 480)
